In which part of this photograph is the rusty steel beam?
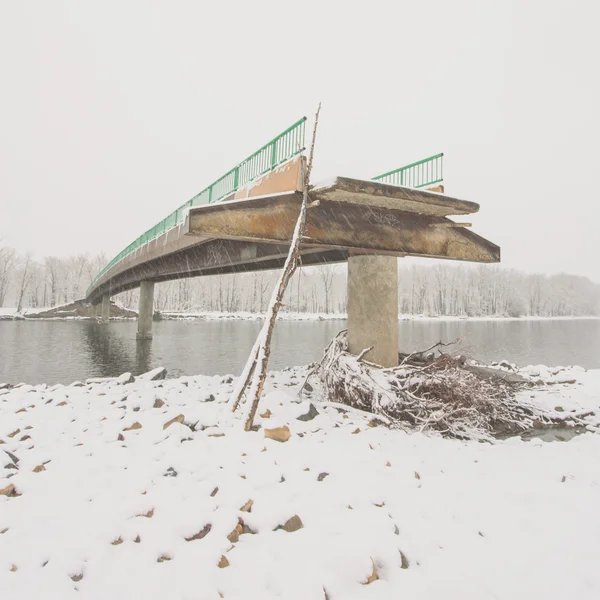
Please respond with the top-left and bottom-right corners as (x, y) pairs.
(186, 193), (500, 263)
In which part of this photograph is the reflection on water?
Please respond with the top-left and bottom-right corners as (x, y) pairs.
(0, 318), (599, 385)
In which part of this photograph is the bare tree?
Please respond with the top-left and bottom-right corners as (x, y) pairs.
(16, 254), (34, 313)
(317, 264), (335, 314)
(0, 241), (16, 307)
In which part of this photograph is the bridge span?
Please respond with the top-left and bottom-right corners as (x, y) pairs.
(86, 119), (499, 366)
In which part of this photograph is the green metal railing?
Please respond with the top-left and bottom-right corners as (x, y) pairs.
(372, 152), (443, 189)
(88, 117), (307, 293)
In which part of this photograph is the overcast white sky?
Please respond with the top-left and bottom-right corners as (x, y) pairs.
(1, 0), (598, 280)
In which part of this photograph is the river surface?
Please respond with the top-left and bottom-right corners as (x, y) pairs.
(1, 318), (599, 385)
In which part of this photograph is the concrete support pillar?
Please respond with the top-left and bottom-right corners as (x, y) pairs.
(101, 293), (110, 322)
(137, 281), (155, 339)
(347, 254), (399, 367)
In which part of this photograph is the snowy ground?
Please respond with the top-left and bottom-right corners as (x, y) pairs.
(1, 367), (600, 600)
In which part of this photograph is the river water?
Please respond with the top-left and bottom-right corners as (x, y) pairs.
(1, 318), (599, 385)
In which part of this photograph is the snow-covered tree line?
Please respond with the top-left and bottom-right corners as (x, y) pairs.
(0, 241), (107, 311)
(1, 240), (598, 317)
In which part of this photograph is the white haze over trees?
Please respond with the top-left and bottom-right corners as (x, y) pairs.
(1, 241), (598, 318)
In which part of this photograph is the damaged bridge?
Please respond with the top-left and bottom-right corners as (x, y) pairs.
(86, 118), (499, 366)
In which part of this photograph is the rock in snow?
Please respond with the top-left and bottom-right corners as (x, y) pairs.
(0, 364), (599, 599)
(139, 367), (167, 381)
(264, 425), (292, 442)
(296, 402), (320, 422)
(117, 372), (135, 385)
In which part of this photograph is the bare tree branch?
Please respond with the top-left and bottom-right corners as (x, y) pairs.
(230, 104), (322, 430)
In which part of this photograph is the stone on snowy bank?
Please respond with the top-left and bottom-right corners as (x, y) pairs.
(185, 523), (211, 542)
(296, 403), (319, 422)
(237, 517), (256, 535)
(139, 367), (167, 381)
(157, 555), (172, 563)
(275, 515), (303, 533)
(153, 398), (165, 409)
(117, 372), (135, 385)
(227, 526), (241, 543)
(4, 450), (19, 465)
(123, 422), (142, 431)
(264, 426), (291, 443)
(399, 550), (410, 569)
(363, 561), (379, 584)
(163, 414), (185, 430)
(218, 555), (229, 568)
(0, 483), (18, 497)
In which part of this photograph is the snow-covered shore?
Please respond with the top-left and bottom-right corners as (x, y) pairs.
(1, 366), (600, 599)
(161, 310), (600, 322)
(2, 306), (599, 322)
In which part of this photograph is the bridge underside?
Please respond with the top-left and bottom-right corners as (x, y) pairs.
(85, 177), (499, 304)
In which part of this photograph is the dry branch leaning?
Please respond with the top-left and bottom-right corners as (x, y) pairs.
(231, 104), (322, 430)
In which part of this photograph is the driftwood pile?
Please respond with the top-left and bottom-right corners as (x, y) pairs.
(308, 331), (581, 441)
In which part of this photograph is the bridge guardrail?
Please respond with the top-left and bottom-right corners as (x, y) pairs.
(88, 117), (307, 293)
(372, 152), (443, 189)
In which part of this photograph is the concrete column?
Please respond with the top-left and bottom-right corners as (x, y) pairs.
(101, 293), (110, 322)
(137, 281), (155, 339)
(347, 254), (399, 367)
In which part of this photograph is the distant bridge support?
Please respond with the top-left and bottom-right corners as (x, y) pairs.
(137, 281), (155, 339)
(101, 294), (110, 323)
(347, 254), (399, 367)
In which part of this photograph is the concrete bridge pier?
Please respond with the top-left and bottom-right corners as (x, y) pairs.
(347, 254), (399, 368)
(91, 301), (101, 319)
(137, 281), (155, 339)
(101, 294), (110, 323)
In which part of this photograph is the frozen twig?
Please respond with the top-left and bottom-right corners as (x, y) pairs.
(231, 104), (322, 431)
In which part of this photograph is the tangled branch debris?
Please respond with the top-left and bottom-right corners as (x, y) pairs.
(308, 331), (589, 440)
